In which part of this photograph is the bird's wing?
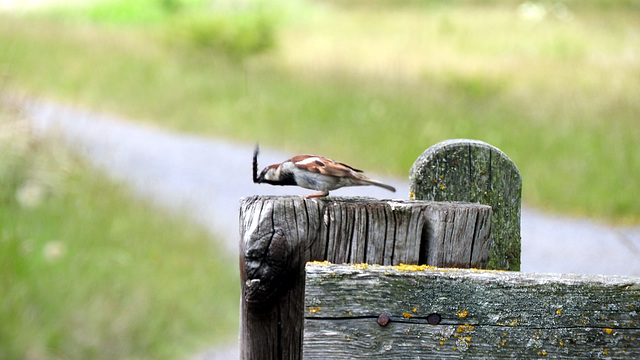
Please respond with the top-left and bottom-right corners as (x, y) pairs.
(291, 155), (363, 178)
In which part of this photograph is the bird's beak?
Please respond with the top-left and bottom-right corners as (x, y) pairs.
(253, 144), (260, 183)
(256, 169), (265, 184)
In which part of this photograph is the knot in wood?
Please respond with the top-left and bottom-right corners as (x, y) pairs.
(242, 227), (292, 305)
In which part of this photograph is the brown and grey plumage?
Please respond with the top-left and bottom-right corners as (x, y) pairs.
(253, 145), (396, 198)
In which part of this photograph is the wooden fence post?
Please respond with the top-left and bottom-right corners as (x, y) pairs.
(239, 196), (492, 360)
(410, 139), (522, 270)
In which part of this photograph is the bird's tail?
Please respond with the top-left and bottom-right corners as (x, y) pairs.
(366, 179), (396, 193)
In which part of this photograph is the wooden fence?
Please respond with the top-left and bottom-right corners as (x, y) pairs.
(238, 139), (640, 359)
(304, 264), (640, 359)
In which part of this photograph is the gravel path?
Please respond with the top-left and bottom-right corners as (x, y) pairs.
(19, 98), (640, 359)
(23, 99), (640, 275)
(23, 99), (409, 256)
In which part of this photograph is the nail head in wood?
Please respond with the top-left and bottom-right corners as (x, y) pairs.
(426, 313), (441, 325)
(377, 313), (391, 327)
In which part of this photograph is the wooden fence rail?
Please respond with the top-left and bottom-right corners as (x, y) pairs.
(304, 263), (640, 359)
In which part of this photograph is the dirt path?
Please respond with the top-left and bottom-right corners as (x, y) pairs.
(19, 98), (640, 359)
(23, 99), (640, 275)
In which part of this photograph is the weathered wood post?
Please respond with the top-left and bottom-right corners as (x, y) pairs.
(239, 196), (492, 360)
(410, 139), (522, 270)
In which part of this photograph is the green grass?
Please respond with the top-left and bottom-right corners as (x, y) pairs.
(0, 104), (239, 359)
(0, 1), (639, 222)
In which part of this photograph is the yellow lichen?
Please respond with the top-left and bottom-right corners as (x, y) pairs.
(403, 312), (414, 318)
(309, 307), (322, 314)
(458, 309), (469, 318)
(308, 260), (331, 266)
(457, 324), (475, 334)
(604, 328), (613, 335)
(556, 309), (562, 315)
(351, 263), (369, 270)
(394, 263), (429, 272)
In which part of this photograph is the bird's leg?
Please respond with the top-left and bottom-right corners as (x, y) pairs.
(304, 191), (329, 199)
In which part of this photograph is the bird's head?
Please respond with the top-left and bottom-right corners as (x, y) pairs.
(252, 144), (296, 186)
(256, 165), (279, 184)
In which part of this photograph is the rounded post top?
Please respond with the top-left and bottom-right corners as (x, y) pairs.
(409, 139), (522, 271)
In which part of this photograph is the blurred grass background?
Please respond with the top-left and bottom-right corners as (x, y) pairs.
(0, 101), (238, 359)
(0, 0), (639, 358)
(1, 0), (638, 222)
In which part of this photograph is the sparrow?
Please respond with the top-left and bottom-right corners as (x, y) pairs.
(253, 145), (396, 198)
